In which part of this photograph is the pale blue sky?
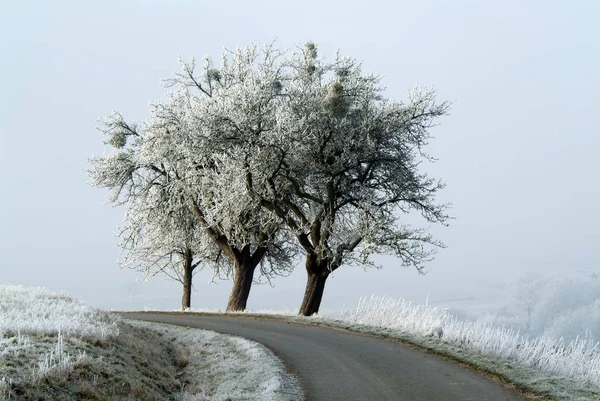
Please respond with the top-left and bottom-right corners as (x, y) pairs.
(1, 1), (598, 312)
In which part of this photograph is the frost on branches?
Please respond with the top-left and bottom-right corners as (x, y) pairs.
(222, 43), (451, 315)
(119, 185), (218, 310)
(88, 80), (296, 311)
(88, 42), (449, 314)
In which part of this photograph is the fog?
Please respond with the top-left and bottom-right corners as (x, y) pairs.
(1, 2), (598, 339)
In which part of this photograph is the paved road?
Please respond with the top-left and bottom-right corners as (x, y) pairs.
(124, 313), (531, 401)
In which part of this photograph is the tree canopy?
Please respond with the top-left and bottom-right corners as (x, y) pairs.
(89, 41), (450, 314)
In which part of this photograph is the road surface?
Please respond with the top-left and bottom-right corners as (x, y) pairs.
(124, 313), (532, 401)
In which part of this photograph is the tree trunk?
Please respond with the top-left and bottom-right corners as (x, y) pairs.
(226, 260), (256, 312)
(299, 253), (330, 316)
(181, 248), (194, 311)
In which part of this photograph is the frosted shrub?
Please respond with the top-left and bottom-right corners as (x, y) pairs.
(547, 300), (600, 341)
(511, 274), (600, 340)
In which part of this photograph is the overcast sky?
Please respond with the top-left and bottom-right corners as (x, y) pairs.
(1, 1), (598, 313)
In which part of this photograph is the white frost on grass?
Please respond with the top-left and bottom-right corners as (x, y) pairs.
(0, 285), (119, 339)
(34, 329), (88, 378)
(0, 285), (119, 391)
(0, 285), (302, 401)
(0, 378), (12, 400)
(339, 295), (449, 337)
(130, 321), (302, 401)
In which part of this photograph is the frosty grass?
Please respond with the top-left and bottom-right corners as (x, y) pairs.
(0, 285), (302, 401)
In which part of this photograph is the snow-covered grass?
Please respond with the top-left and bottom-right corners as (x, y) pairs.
(0, 285), (302, 401)
(180, 295), (600, 401)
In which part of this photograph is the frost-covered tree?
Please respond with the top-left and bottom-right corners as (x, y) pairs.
(242, 43), (451, 315)
(90, 41), (449, 315)
(88, 113), (216, 310)
(117, 185), (221, 310)
(514, 273), (547, 332)
(521, 274), (600, 340)
(150, 52), (297, 311)
(89, 50), (296, 311)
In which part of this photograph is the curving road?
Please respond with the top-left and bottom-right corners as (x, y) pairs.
(123, 313), (532, 401)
